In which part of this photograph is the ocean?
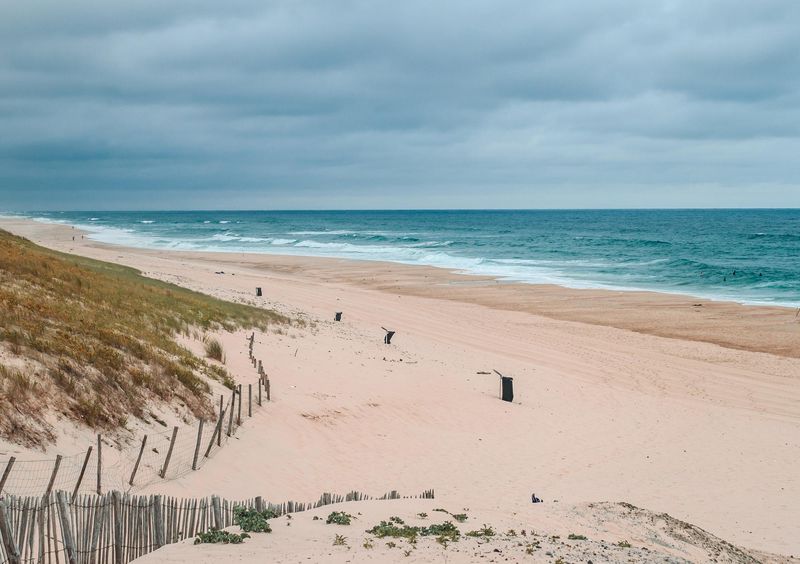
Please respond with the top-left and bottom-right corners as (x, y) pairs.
(15, 209), (800, 308)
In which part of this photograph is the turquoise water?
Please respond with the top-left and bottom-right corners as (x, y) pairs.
(17, 209), (800, 307)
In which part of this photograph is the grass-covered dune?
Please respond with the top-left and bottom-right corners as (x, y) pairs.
(0, 229), (288, 447)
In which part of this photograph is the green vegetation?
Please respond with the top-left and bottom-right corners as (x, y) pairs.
(233, 506), (275, 533)
(0, 229), (290, 446)
(568, 533), (587, 540)
(204, 337), (224, 362)
(326, 511), (354, 525)
(465, 525), (495, 538)
(432, 508), (467, 522)
(367, 519), (460, 545)
(617, 540), (632, 548)
(333, 534), (347, 546)
(194, 529), (250, 544)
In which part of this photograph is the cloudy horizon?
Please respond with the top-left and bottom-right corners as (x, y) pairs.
(1, 0), (799, 210)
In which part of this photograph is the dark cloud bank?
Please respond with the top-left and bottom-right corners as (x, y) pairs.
(1, 0), (799, 209)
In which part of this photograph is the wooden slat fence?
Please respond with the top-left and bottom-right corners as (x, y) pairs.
(0, 488), (435, 564)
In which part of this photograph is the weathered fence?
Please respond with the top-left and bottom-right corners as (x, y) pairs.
(0, 489), (435, 564)
(1, 335), (274, 499)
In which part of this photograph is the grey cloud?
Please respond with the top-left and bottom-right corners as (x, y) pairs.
(0, 0), (799, 210)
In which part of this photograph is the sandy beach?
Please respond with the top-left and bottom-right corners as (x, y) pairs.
(1, 216), (799, 559)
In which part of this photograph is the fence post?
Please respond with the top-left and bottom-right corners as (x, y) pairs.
(160, 427), (179, 478)
(72, 447), (93, 499)
(248, 384), (252, 417)
(258, 378), (262, 406)
(0, 500), (20, 564)
(227, 389), (235, 436)
(96, 434), (103, 495)
(237, 384), (242, 425)
(255, 496), (264, 512)
(45, 454), (62, 496)
(90, 494), (107, 558)
(0, 456), (15, 494)
(211, 496), (222, 530)
(56, 491), (78, 564)
(266, 378), (271, 401)
(129, 435), (147, 486)
(192, 420), (205, 471)
(153, 495), (165, 548)
(112, 491), (123, 564)
(218, 395), (223, 446)
(205, 405), (226, 458)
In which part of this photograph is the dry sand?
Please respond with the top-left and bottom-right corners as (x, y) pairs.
(1, 217), (798, 561)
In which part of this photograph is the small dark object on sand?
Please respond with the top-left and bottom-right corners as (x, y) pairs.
(531, 494), (542, 503)
(256, 287), (262, 296)
(381, 327), (395, 344)
(334, 312), (342, 321)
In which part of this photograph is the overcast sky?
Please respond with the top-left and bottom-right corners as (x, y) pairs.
(1, 0), (799, 210)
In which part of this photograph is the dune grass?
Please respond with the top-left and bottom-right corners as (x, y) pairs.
(204, 337), (224, 362)
(0, 229), (290, 447)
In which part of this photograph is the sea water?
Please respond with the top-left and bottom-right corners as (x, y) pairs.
(15, 209), (800, 307)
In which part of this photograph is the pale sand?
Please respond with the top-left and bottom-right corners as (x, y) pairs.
(1, 217), (799, 558)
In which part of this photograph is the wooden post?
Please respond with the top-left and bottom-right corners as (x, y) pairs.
(160, 426), (179, 478)
(227, 389), (235, 436)
(45, 454), (62, 496)
(248, 384), (252, 417)
(96, 434), (102, 495)
(218, 395), (223, 446)
(56, 491), (78, 564)
(257, 360), (262, 374)
(89, 495), (107, 559)
(255, 496), (264, 512)
(211, 496), (222, 530)
(72, 447), (92, 499)
(112, 491), (123, 564)
(237, 384), (242, 425)
(129, 435), (147, 486)
(266, 378), (271, 401)
(0, 500), (20, 564)
(205, 406), (226, 458)
(153, 495), (165, 548)
(0, 456), (15, 494)
(258, 378), (262, 406)
(192, 420), (205, 471)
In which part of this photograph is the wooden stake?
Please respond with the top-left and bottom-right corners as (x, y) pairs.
(211, 496), (222, 530)
(160, 427), (179, 479)
(0, 500), (20, 564)
(129, 435), (147, 486)
(72, 446), (92, 499)
(248, 384), (252, 417)
(218, 395), (223, 446)
(96, 434), (103, 495)
(153, 495), (165, 548)
(56, 491), (78, 564)
(258, 378), (262, 406)
(192, 420), (204, 471)
(227, 389), (235, 436)
(112, 491), (123, 564)
(0, 456), (15, 494)
(205, 407), (226, 458)
(237, 384), (242, 425)
(45, 454), (62, 497)
(266, 378), (271, 401)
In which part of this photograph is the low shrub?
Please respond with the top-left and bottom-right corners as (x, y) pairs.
(194, 529), (250, 545)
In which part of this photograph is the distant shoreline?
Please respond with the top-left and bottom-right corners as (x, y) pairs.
(7, 210), (800, 310)
(3, 215), (799, 359)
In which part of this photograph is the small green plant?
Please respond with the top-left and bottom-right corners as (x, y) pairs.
(416, 512), (428, 519)
(194, 529), (250, 544)
(326, 511), (354, 525)
(362, 538), (374, 549)
(568, 533), (587, 540)
(466, 525), (495, 538)
(389, 516), (405, 524)
(233, 506), (273, 533)
(506, 529), (517, 537)
(617, 540), (632, 548)
(204, 337), (224, 362)
(386, 541), (397, 548)
(333, 534), (347, 546)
